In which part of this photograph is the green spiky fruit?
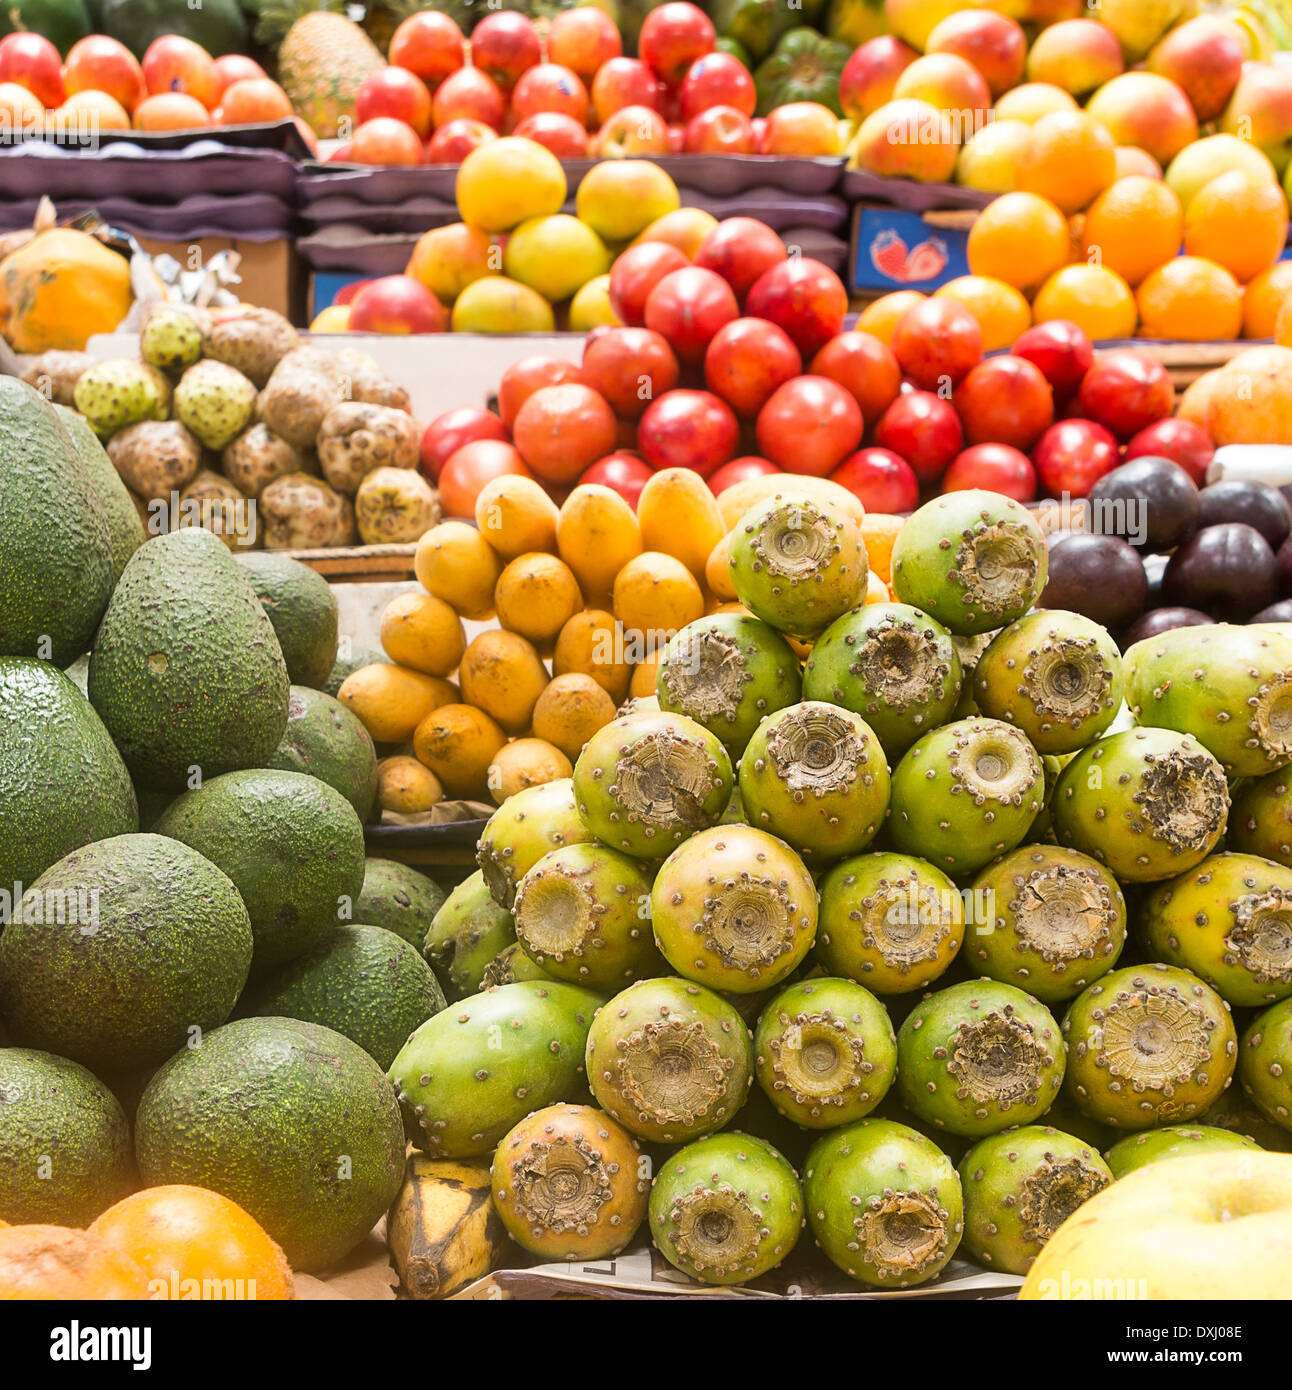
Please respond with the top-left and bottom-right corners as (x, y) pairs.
(655, 613), (801, 754)
(897, 980), (1065, 1137)
(817, 852), (965, 994)
(1028, 751), (1075, 844)
(1229, 769), (1292, 867)
(965, 845), (1127, 1003)
(1142, 852), (1292, 1009)
(573, 711), (733, 859)
(139, 305), (204, 374)
(649, 825), (817, 993)
(1050, 728), (1229, 883)
(973, 610), (1122, 754)
(737, 701), (890, 859)
(805, 1118), (963, 1288)
(476, 778), (596, 910)
(959, 1126), (1111, 1274)
(888, 717), (1044, 876)
(1198, 1090), (1292, 1152)
(422, 870), (515, 1001)
(727, 490), (867, 637)
(491, 1103), (648, 1261)
(649, 1131), (803, 1285)
(890, 490), (1048, 637)
(388, 980), (601, 1158)
(753, 976), (897, 1128)
(1124, 624), (1292, 778)
(1105, 1124), (1261, 1179)
(482, 940), (558, 988)
(513, 843), (662, 989)
(801, 602), (963, 758)
(1239, 998), (1292, 1133)
(585, 977), (753, 1143)
(1062, 964), (1237, 1131)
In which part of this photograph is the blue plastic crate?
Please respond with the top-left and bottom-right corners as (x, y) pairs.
(850, 204), (971, 294)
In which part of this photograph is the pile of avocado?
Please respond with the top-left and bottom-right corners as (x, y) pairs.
(0, 376), (452, 1272)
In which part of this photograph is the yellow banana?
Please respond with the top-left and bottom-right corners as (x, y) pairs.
(387, 1155), (509, 1300)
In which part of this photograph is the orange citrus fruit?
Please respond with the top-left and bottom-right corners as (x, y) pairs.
(934, 275), (1031, 350)
(1080, 175), (1183, 287)
(1033, 263), (1138, 340)
(1017, 111), (1117, 214)
(1136, 256), (1244, 341)
(967, 191), (1072, 293)
(1183, 170), (1289, 283)
(1243, 261), (1292, 338)
(856, 290), (927, 346)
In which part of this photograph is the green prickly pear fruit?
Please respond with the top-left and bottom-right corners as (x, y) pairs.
(1027, 751), (1075, 844)
(888, 717), (1045, 876)
(73, 359), (169, 438)
(897, 980), (1065, 1137)
(649, 1131), (803, 1285)
(1230, 769), (1292, 867)
(727, 491), (867, 637)
(1050, 728), (1229, 883)
(513, 842), (663, 989)
(573, 710), (732, 859)
(817, 851), (965, 995)
(801, 602), (963, 759)
(173, 358), (257, 450)
(964, 845), (1127, 1004)
(476, 778), (595, 910)
(388, 980), (601, 1158)
(1105, 1124), (1261, 1180)
(890, 490), (1048, 637)
(805, 1118), (963, 1288)
(1141, 852), (1292, 1009)
(1124, 624), (1292, 778)
(1238, 998), (1292, 1134)
(973, 610), (1122, 755)
(958, 1126), (1111, 1274)
(422, 870), (515, 1001)
(482, 940), (558, 988)
(491, 1103), (649, 1261)
(655, 613), (801, 755)
(1198, 1089), (1292, 1152)
(616, 694), (659, 717)
(585, 976), (753, 1143)
(139, 305), (204, 373)
(753, 976), (897, 1128)
(649, 825), (817, 993)
(737, 701), (890, 860)
(1062, 963), (1237, 1130)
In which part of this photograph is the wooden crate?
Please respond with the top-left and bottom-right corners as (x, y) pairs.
(284, 542), (418, 583)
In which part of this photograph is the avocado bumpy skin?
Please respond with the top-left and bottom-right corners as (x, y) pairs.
(54, 405), (145, 587)
(356, 858), (447, 951)
(237, 551), (340, 690)
(266, 684), (379, 822)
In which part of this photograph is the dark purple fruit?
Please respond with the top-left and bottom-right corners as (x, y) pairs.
(1161, 522), (1278, 618)
(1123, 607), (1215, 645)
(1039, 533), (1148, 630)
(1196, 479), (1292, 550)
(1278, 534), (1292, 597)
(1087, 456), (1199, 554)
(1252, 598), (1292, 624)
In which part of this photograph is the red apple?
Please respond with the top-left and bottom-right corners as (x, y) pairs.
(891, 297), (983, 391)
(0, 32), (63, 109)
(581, 451), (654, 508)
(425, 117), (496, 163)
(1148, 16), (1244, 124)
(335, 278), (375, 308)
(1032, 418), (1120, 497)
(925, 9), (1026, 99)
(745, 257), (848, 358)
(512, 110), (588, 157)
(639, 1), (715, 85)
(703, 316), (802, 418)
(499, 356), (585, 431)
(810, 331), (902, 426)
(513, 382), (619, 484)
(349, 274), (446, 333)
(389, 11), (465, 88)
(420, 406), (508, 482)
(1076, 349), (1174, 441)
(838, 35), (918, 122)
(63, 35), (145, 113)
(684, 105), (755, 153)
(608, 241), (690, 326)
(582, 327), (681, 420)
(756, 375), (864, 477)
(678, 51), (755, 119)
(432, 66), (505, 130)
(644, 266), (740, 365)
(830, 448), (920, 513)
(548, 7), (622, 82)
(637, 388), (739, 476)
(1012, 319), (1095, 403)
(350, 116), (424, 166)
(594, 103), (670, 155)
(590, 57), (661, 123)
(708, 455), (779, 493)
(666, 121), (686, 152)
(693, 217), (786, 301)
(943, 443), (1037, 502)
(760, 101), (841, 156)
(357, 66), (433, 139)
(873, 391), (964, 485)
(470, 11), (541, 92)
(327, 142), (354, 163)
(511, 62), (589, 125)
(953, 355), (1054, 451)
(1123, 418), (1214, 486)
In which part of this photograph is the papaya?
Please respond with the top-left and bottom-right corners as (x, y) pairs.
(0, 230), (132, 354)
(754, 27), (852, 117)
(99, 0), (247, 57)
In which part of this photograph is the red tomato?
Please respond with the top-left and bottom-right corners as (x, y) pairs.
(830, 448), (920, 513)
(512, 383), (619, 483)
(890, 296), (983, 390)
(745, 257), (848, 358)
(420, 408), (508, 483)
(581, 327), (680, 421)
(498, 355), (584, 430)
(809, 330), (901, 426)
(943, 443), (1037, 502)
(703, 316), (801, 419)
(755, 375), (864, 476)
(636, 388), (739, 477)
(643, 266), (740, 365)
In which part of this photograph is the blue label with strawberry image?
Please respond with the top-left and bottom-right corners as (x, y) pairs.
(850, 207), (969, 293)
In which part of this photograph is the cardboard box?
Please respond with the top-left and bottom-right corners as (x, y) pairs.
(135, 235), (306, 323)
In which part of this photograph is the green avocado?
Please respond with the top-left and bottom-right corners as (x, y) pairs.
(55, 406), (145, 589)
(99, 0), (247, 56)
(0, 0), (92, 54)
(236, 552), (339, 690)
(266, 685), (378, 823)
(322, 646), (389, 699)
(352, 858), (447, 950)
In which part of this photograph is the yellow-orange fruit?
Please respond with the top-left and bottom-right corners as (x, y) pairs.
(629, 654), (662, 697)
(474, 474), (560, 560)
(705, 531), (737, 600)
(530, 673), (618, 761)
(715, 474), (866, 532)
(376, 754), (444, 813)
(0, 1226), (152, 1300)
(414, 521), (503, 620)
(556, 484), (643, 603)
(865, 570), (891, 603)
(380, 591), (466, 677)
(457, 629), (550, 734)
(338, 663), (458, 743)
(636, 468), (725, 582)
(494, 551), (583, 650)
(552, 608), (632, 703)
(413, 703), (508, 799)
(1176, 369), (1220, 430)
(488, 737), (573, 803)
(612, 551), (704, 648)
(860, 513), (904, 585)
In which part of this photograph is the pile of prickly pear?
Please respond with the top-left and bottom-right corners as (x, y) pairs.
(398, 485), (1292, 1293)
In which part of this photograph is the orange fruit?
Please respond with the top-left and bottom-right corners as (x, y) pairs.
(861, 513), (904, 585)
(1112, 147), (1162, 180)
(1244, 261), (1292, 338)
(1136, 256), (1243, 341)
(91, 1185), (294, 1301)
(934, 275), (1031, 350)
(0, 1226), (152, 1300)
(994, 82), (1077, 124)
(1033, 263), (1138, 340)
(967, 191), (1072, 294)
(1080, 175), (1183, 287)
(856, 290), (927, 346)
(1183, 170), (1289, 283)
(1017, 111), (1117, 214)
